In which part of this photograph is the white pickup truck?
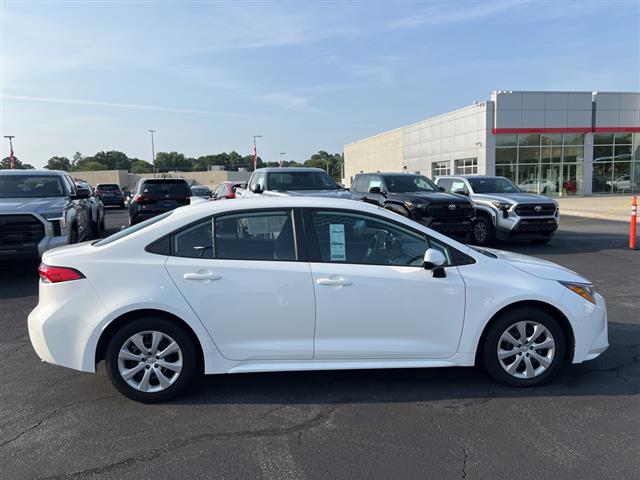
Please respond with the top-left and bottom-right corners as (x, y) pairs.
(235, 167), (353, 199)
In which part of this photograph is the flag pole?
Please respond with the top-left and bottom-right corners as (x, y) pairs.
(4, 136), (15, 169)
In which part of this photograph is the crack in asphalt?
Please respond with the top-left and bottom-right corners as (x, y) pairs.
(461, 447), (468, 479)
(259, 404), (288, 420)
(0, 343), (29, 362)
(39, 405), (339, 480)
(0, 396), (118, 448)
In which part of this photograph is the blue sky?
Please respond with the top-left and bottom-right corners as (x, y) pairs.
(1, 0), (639, 168)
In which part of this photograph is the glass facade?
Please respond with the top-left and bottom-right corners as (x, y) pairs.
(495, 133), (584, 196)
(592, 132), (639, 194)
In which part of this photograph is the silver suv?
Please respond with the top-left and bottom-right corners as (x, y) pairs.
(0, 169), (92, 259)
(435, 175), (559, 245)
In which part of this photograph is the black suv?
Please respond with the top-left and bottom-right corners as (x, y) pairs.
(129, 178), (191, 225)
(95, 183), (125, 208)
(350, 172), (474, 242)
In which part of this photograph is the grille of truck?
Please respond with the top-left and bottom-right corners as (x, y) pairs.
(0, 215), (45, 253)
(426, 203), (473, 218)
(515, 204), (556, 216)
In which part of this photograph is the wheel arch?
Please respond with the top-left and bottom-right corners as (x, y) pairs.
(474, 300), (575, 366)
(95, 308), (205, 373)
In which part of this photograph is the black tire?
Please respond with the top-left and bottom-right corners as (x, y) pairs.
(100, 216), (106, 234)
(384, 204), (410, 218)
(105, 317), (198, 403)
(482, 307), (566, 387)
(472, 216), (494, 246)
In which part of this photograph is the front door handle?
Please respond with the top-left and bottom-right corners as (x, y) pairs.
(316, 277), (353, 287)
(183, 270), (221, 281)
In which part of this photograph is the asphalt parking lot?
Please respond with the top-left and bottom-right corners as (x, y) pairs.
(1, 208), (638, 480)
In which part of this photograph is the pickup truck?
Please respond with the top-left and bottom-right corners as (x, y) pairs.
(235, 167), (353, 199)
(350, 172), (474, 242)
(0, 169), (92, 259)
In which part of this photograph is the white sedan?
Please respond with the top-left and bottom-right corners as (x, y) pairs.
(28, 197), (608, 402)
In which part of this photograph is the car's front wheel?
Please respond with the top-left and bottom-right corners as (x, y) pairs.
(472, 216), (494, 246)
(105, 317), (198, 403)
(482, 307), (565, 387)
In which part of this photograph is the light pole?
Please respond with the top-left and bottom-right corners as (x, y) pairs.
(279, 152), (286, 167)
(148, 129), (156, 176)
(253, 135), (262, 171)
(3, 136), (15, 169)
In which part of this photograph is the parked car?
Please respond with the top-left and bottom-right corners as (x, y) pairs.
(75, 180), (105, 238)
(235, 167), (352, 199)
(212, 181), (244, 200)
(0, 169), (91, 259)
(606, 174), (637, 193)
(128, 178), (191, 225)
(435, 175), (559, 245)
(190, 185), (212, 199)
(95, 183), (125, 208)
(351, 172), (474, 242)
(29, 197), (607, 402)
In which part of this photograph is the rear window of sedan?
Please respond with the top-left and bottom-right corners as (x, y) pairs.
(141, 180), (191, 196)
(93, 211), (174, 247)
(96, 184), (121, 191)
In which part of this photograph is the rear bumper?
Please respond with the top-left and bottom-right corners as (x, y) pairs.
(100, 197), (124, 205)
(28, 278), (109, 372)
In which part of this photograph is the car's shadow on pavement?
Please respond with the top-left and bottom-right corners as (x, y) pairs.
(168, 320), (639, 406)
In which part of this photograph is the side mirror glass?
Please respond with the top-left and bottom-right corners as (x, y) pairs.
(252, 183), (263, 194)
(74, 188), (90, 199)
(438, 186), (445, 192)
(368, 186), (382, 194)
(424, 248), (447, 277)
(452, 189), (468, 196)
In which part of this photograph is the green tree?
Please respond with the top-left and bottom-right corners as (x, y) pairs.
(83, 161), (106, 171)
(130, 158), (154, 173)
(46, 156), (72, 171)
(1, 156), (35, 169)
(92, 151), (131, 170)
(72, 152), (84, 170)
(303, 151), (343, 181)
(155, 151), (192, 172)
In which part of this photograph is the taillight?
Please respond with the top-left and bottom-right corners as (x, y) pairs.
(38, 263), (85, 283)
(226, 192), (235, 199)
(133, 194), (143, 204)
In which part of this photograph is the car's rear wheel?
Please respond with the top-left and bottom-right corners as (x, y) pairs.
(482, 307), (565, 387)
(472, 216), (494, 246)
(105, 317), (197, 403)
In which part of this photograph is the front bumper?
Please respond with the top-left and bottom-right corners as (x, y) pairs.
(496, 216), (558, 239)
(415, 217), (473, 242)
(559, 290), (609, 364)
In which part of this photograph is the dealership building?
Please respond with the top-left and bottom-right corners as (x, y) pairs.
(344, 91), (640, 196)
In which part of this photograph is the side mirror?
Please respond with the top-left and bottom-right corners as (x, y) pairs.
(423, 248), (447, 278)
(438, 186), (445, 192)
(252, 183), (263, 194)
(74, 188), (90, 200)
(368, 186), (382, 194)
(452, 189), (468, 196)
(239, 183), (248, 189)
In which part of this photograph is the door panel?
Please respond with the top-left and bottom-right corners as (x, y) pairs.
(166, 258), (316, 360)
(310, 263), (465, 359)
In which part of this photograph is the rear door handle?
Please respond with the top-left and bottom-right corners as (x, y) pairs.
(183, 271), (221, 281)
(316, 277), (353, 287)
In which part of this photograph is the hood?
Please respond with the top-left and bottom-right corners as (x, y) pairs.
(472, 192), (555, 204)
(0, 197), (69, 215)
(477, 247), (589, 283)
(265, 190), (355, 199)
(388, 191), (471, 204)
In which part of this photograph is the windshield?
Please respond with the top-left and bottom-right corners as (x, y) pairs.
(94, 211), (174, 246)
(384, 175), (437, 193)
(268, 171), (339, 191)
(468, 177), (521, 194)
(141, 181), (191, 196)
(0, 175), (65, 198)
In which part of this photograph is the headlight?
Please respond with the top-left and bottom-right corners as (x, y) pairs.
(560, 281), (596, 304)
(42, 212), (66, 226)
(491, 201), (513, 210)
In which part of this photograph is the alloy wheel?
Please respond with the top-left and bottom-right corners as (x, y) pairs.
(117, 331), (183, 393)
(474, 221), (488, 243)
(497, 321), (556, 379)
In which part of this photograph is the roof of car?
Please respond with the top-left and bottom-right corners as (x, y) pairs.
(357, 172), (424, 176)
(253, 167), (326, 173)
(437, 175), (503, 179)
(0, 169), (66, 176)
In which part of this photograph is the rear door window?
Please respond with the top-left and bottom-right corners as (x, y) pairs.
(173, 219), (214, 258)
(214, 210), (296, 261)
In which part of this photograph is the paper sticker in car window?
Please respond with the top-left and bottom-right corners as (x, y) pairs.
(329, 224), (346, 261)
